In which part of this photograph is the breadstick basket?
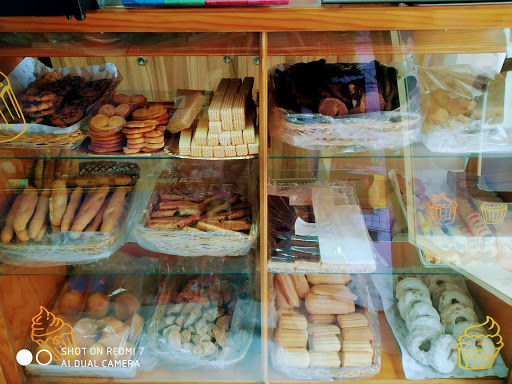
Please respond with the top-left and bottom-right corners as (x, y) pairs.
(0, 161), (140, 265)
(269, 274), (382, 380)
(143, 274), (257, 369)
(133, 160), (258, 257)
(0, 57), (121, 148)
(269, 60), (423, 153)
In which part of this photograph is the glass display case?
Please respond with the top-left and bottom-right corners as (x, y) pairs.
(0, 6), (511, 384)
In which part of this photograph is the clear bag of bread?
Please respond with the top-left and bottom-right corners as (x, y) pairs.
(142, 274), (257, 369)
(0, 159), (142, 265)
(25, 274), (151, 377)
(271, 273), (382, 380)
(269, 59), (423, 153)
(420, 64), (510, 153)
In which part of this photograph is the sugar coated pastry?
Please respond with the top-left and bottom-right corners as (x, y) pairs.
(308, 314), (336, 324)
(405, 326), (442, 366)
(397, 290), (433, 319)
(337, 313), (369, 329)
(275, 328), (307, 348)
(310, 334), (341, 352)
(306, 274), (350, 285)
(13, 186), (39, 232)
(341, 326), (374, 342)
(279, 312), (307, 330)
(428, 275), (464, 294)
(276, 274), (300, 308)
(432, 282), (465, 308)
(341, 350), (373, 367)
(440, 303), (478, 334)
(407, 315), (445, 334)
(307, 324), (341, 336)
(429, 334), (458, 373)
(305, 293), (355, 315)
(438, 290), (474, 313)
(1, 195), (23, 244)
(396, 277), (430, 301)
(291, 274), (310, 299)
(275, 348), (310, 368)
(309, 351), (341, 368)
(405, 302), (440, 329)
(50, 180), (68, 227)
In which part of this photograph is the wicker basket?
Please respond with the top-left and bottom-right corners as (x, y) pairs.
(0, 161), (140, 265)
(134, 176), (258, 257)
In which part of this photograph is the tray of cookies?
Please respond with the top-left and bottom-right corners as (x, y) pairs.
(269, 59), (422, 153)
(270, 273), (381, 380)
(82, 95), (174, 155)
(0, 57), (120, 147)
(24, 275), (151, 378)
(145, 274), (256, 368)
(133, 162), (257, 257)
(0, 160), (140, 265)
(372, 274), (508, 380)
(168, 78), (259, 159)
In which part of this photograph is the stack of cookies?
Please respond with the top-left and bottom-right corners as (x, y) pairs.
(111, 94), (147, 115)
(88, 109), (126, 153)
(274, 274), (374, 370)
(122, 105), (169, 154)
(178, 78), (258, 158)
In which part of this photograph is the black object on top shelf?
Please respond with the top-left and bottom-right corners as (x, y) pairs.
(0, 0), (98, 20)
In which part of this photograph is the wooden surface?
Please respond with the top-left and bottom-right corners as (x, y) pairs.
(1, 6), (512, 32)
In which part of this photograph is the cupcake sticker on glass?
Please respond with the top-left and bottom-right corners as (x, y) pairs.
(428, 193), (457, 226)
(0, 71), (27, 142)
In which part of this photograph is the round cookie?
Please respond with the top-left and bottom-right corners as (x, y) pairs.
(98, 104), (115, 117)
(89, 143), (123, 153)
(22, 100), (54, 112)
(145, 137), (165, 144)
(144, 130), (164, 138)
(112, 94), (131, 106)
(124, 120), (158, 128)
(127, 137), (145, 145)
(126, 142), (145, 149)
(28, 108), (55, 118)
(144, 142), (165, 149)
(90, 133), (125, 142)
(123, 147), (141, 154)
(125, 133), (144, 139)
(123, 126), (155, 134)
(114, 104), (131, 118)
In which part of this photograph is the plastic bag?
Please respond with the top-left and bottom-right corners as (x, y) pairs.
(142, 274), (257, 369)
(269, 59), (423, 153)
(420, 64), (510, 153)
(268, 181), (380, 273)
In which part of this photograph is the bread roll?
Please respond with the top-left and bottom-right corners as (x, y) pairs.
(28, 191), (49, 239)
(276, 274), (300, 308)
(71, 185), (109, 236)
(305, 293), (355, 315)
(275, 328), (307, 348)
(291, 274), (310, 299)
(306, 274), (350, 285)
(1, 195), (23, 244)
(50, 180), (68, 226)
(61, 187), (83, 232)
(100, 187), (126, 233)
(13, 186), (39, 232)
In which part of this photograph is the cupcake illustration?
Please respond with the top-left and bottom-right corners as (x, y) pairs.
(481, 202), (508, 225)
(31, 307), (77, 361)
(457, 316), (504, 370)
(428, 193), (457, 225)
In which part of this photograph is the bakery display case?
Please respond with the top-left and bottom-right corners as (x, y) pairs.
(0, 6), (512, 384)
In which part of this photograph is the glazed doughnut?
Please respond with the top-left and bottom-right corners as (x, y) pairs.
(429, 334), (458, 373)
(438, 290), (474, 313)
(440, 303), (478, 334)
(397, 290), (432, 319)
(396, 278), (430, 301)
(432, 282), (465, 308)
(407, 315), (445, 334)
(452, 321), (479, 341)
(405, 326), (442, 365)
(429, 275), (464, 294)
(405, 302), (440, 329)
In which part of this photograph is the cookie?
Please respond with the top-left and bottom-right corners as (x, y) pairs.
(144, 130), (163, 138)
(107, 116), (126, 128)
(90, 114), (109, 129)
(22, 100), (54, 112)
(123, 147), (141, 154)
(125, 133), (144, 139)
(155, 125), (166, 132)
(89, 139), (125, 147)
(89, 126), (123, 137)
(145, 137), (165, 144)
(144, 142), (165, 150)
(124, 120), (158, 128)
(141, 147), (162, 153)
(112, 94), (131, 106)
(130, 94), (147, 107)
(127, 137), (145, 145)
(126, 142), (145, 149)
(132, 105), (166, 121)
(114, 103), (131, 118)
(88, 143), (123, 153)
(98, 104), (115, 117)
(122, 126), (155, 134)
(28, 108), (55, 118)
(89, 133), (125, 142)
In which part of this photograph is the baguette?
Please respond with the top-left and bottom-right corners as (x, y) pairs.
(100, 187), (127, 233)
(33, 223), (47, 243)
(15, 228), (30, 242)
(70, 185), (110, 236)
(50, 180), (68, 227)
(85, 198), (109, 232)
(28, 191), (50, 239)
(61, 187), (83, 232)
(13, 186), (39, 232)
(1, 195), (23, 244)
(72, 174), (133, 188)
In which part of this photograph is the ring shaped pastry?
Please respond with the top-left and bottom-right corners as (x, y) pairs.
(396, 278), (430, 301)
(429, 334), (458, 373)
(432, 282), (465, 308)
(440, 303), (478, 334)
(398, 290), (432, 320)
(438, 290), (474, 313)
(429, 275), (463, 294)
(406, 302), (440, 329)
(406, 326), (442, 365)
(407, 315), (445, 334)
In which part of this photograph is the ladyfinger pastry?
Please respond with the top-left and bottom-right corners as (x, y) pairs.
(85, 198), (109, 232)
(279, 312), (308, 330)
(100, 187), (127, 233)
(310, 285), (357, 301)
(276, 281), (292, 310)
(28, 191), (49, 239)
(43, 159), (55, 189)
(291, 274), (310, 299)
(305, 293), (355, 315)
(70, 185), (110, 237)
(33, 223), (47, 243)
(307, 274), (351, 285)
(15, 228), (29, 242)
(1, 195), (23, 244)
(276, 274), (300, 308)
(341, 351), (373, 367)
(275, 328), (307, 348)
(34, 159), (44, 189)
(13, 186), (39, 232)
(50, 180), (68, 227)
(307, 324), (341, 336)
(308, 351), (341, 368)
(310, 334), (341, 352)
(308, 314), (336, 324)
(341, 326), (374, 342)
(337, 313), (369, 329)
(341, 340), (373, 353)
(60, 187), (83, 232)
(275, 348), (310, 369)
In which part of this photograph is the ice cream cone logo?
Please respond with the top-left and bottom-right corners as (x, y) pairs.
(457, 316), (504, 370)
(0, 71), (27, 143)
(31, 307), (78, 361)
(481, 202), (508, 225)
(428, 193), (457, 225)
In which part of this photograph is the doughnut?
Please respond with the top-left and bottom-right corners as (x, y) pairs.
(405, 326), (442, 365)
(407, 315), (445, 334)
(440, 303), (478, 334)
(429, 275), (464, 294)
(396, 278), (430, 301)
(406, 302), (440, 329)
(438, 290), (474, 313)
(452, 321), (479, 341)
(432, 282), (465, 308)
(397, 290), (432, 319)
(429, 334), (458, 373)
